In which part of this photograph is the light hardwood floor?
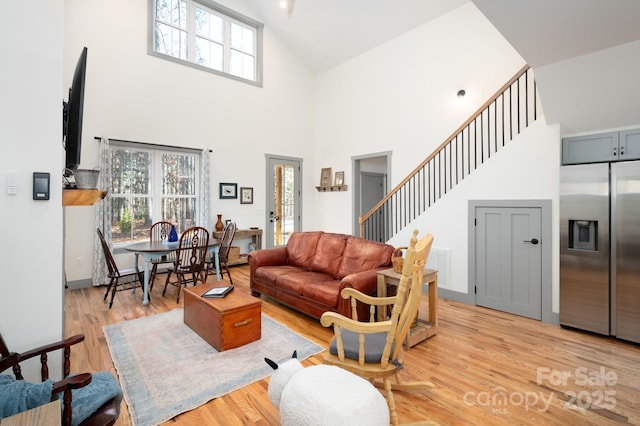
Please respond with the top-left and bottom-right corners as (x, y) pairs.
(64, 266), (640, 425)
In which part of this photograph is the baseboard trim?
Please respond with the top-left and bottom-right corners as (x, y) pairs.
(436, 288), (559, 325)
(66, 278), (94, 290)
(437, 288), (474, 304)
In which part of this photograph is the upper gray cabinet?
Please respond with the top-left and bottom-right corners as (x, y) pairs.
(562, 128), (640, 165)
(620, 128), (640, 160)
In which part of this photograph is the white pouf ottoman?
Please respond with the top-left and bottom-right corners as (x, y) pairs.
(266, 353), (389, 426)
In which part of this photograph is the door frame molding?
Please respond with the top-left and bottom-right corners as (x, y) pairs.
(351, 151), (392, 236)
(265, 154), (303, 248)
(468, 199), (555, 324)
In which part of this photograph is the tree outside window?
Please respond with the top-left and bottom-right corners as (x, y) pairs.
(110, 146), (199, 244)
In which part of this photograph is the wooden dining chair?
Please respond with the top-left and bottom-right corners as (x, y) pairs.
(320, 230), (434, 426)
(148, 221), (177, 290)
(163, 226), (209, 303)
(96, 228), (145, 309)
(0, 332), (122, 426)
(206, 221), (237, 284)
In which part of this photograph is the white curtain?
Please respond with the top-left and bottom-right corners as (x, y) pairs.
(198, 149), (211, 230)
(93, 137), (112, 286)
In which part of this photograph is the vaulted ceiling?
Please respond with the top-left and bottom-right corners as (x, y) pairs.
(243, 0), (640, 134)
(472, 0), (640, 134)
(242, 0), (467, 74)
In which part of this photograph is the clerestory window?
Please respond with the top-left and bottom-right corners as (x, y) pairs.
(149, 0), (263, 86)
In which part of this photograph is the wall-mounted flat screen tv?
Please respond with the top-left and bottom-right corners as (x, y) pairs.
(63, 47), (87, 175)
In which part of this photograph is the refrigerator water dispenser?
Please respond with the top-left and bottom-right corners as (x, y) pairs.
(568, 220), (597, 251)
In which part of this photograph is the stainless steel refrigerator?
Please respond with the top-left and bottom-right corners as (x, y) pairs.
(560, 160), (640, 343)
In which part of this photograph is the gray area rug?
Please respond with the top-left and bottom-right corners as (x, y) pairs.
(103, 308), (323, 426)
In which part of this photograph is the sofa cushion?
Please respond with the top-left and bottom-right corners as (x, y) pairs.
(286, 232), (322, 269)
(337, 237), (395, 279)
(310, 233), (348, 277)
(302, 280), (343, 308)
(276, 271), (335, 296)
(255, 265), (303, 287)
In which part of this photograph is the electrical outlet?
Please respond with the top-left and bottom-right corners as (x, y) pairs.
(76, 257), (83, 266)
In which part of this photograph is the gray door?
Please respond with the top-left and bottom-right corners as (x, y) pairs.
(475, 206), (542, 320)
(361, 172), (385, 241)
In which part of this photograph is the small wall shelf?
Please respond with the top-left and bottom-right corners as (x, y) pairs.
(62, 189), (107, 206)
(316, 185), (348, 192)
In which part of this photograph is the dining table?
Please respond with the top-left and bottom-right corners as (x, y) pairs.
(125, 240), (220, 305)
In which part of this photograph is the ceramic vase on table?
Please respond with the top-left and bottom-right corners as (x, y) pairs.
(215, 214), (224, 231)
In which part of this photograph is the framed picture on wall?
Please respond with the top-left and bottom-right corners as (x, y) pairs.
(240, 187), (253, 204)
(334, 171), (344, 186)
(219, 183), (237, 199)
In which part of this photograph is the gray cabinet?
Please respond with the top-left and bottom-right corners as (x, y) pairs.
(620, 128), (640, 160)
(562, 128), (640, 165)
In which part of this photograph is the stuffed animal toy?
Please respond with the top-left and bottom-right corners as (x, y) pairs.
(265, 351), (390, 426)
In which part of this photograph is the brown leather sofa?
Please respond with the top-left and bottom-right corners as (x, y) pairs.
(248, 231), (395, 320)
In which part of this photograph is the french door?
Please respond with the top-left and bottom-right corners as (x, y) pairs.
(265, 155), (301, 248)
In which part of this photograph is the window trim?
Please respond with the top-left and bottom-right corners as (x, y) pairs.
(109, 141), (201, 248)
(147, 0), (264, 87)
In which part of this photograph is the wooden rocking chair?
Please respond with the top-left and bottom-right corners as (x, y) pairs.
(320, 229), (434, 426)
(0, 333), (122, 426)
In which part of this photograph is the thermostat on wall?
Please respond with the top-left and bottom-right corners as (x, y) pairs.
(33, 172), (50, 200)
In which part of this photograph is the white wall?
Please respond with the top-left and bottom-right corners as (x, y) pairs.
(0, 0), (65, 379)
(312, 3), (565, 310)
(313, 3), (527, 233)
(388, 120), (561, 310)
(535, 39), (640, 135)
(63, 0), (316, 281)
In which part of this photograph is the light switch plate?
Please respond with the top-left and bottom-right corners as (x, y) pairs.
(7, 172), (17, 195)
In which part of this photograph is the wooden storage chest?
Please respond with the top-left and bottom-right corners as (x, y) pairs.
(183, 283), (262, 351)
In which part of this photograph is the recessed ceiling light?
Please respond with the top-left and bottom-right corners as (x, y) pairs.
(279, 1), (288, 9)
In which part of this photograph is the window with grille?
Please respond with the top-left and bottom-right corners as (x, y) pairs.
(150, 0), (263, 86)
(110, 143), (200, 245)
